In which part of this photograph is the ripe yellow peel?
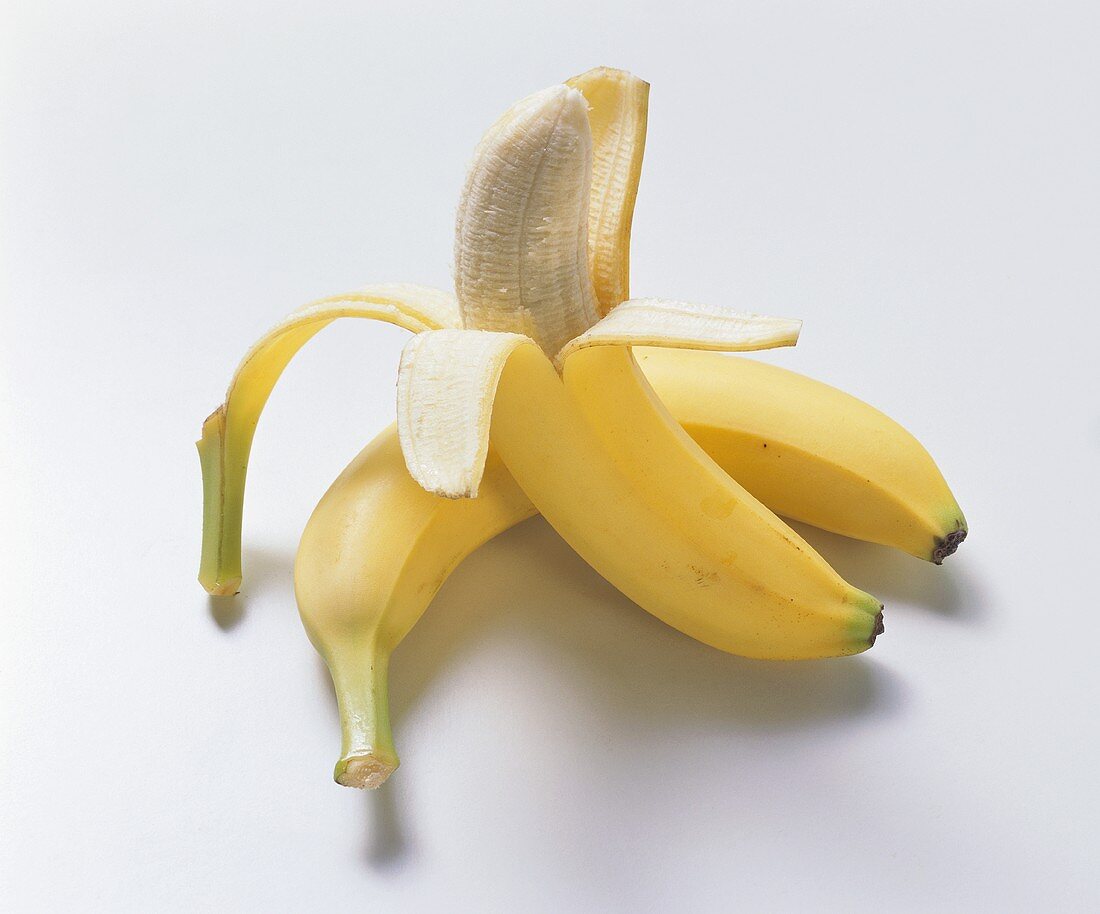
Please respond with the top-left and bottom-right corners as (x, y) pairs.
(636, 349), (967, 560)
(555, 298), (802, 366)
(565, 67), (649, 314)
(197, 283), (459, 594)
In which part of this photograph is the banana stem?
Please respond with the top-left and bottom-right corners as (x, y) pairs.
(327, 644), (399, 789)
(197, 406), (247, 595)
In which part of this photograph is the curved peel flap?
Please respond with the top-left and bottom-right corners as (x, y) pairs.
(566, 67), (649, 316)
(397, 329), (533, 499)
(555, 298), (802, 367)
(197, 283), (459, 594)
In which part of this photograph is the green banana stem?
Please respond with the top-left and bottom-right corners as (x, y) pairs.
(197, 407), (244, 595)
(327, 643), (399, 789)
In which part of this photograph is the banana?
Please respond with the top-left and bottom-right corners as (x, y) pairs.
(635, 349), (966, 562)
(200, 67), (965, 789)
(300, 343), (966, 786)
(295, 430), (533, 788)
(397, 85), (883, 658)
(197, 67), (964, 597)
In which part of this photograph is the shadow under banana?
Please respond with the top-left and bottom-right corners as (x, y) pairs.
(310, 514), (911, 870)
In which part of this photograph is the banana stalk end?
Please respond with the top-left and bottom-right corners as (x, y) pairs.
(844, 593), (886, 654)
(931, 520), (968, 565)
(335, 752), (399, 790)
(197, 405), (245, 595)
(325, 646), (399, 789)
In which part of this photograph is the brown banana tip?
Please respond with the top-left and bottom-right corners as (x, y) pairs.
(868, 610), (885, 647)
(932, 527), (968, 565)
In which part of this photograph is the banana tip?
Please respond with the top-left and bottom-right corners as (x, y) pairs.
(932, 526), (967, 565)
(335, 753), (398, 790)
(868, 610), (885, 647)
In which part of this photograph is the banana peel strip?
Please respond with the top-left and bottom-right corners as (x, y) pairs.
(198, 283), (460, 594)
(555, 298), (802, 366)
(396, 329), (531, 499)
(566, 67), (649, 316)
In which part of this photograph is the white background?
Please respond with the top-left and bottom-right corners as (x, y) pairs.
(2, 2), (1097, 911)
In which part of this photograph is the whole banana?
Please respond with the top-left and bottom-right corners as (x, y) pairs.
(636, 349), (966, 563)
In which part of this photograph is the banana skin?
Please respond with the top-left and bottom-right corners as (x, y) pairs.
(636, 349), (967, 563)
(298, 342), (966, 786)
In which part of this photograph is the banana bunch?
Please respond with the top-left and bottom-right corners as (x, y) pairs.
(198, 68), (966, 789)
